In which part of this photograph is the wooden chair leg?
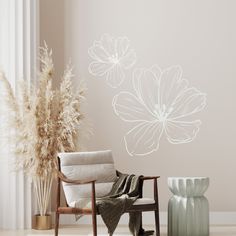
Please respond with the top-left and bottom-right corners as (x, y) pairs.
(92, 211), (97, 236)
(138, 212), (154, 236)
(91, 181), (97, 236)
(139, 212), (144, 234)
(55, 212), (60, 236)
(154, 210), (160, 236)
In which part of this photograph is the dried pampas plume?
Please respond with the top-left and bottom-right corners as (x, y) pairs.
(0, 43), (87, 215)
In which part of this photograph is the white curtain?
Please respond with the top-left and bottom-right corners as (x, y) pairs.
(0, 0), (38, 229)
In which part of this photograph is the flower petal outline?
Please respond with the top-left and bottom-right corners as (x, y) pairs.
(116, 36), (130, 57)
(124, 120), (164, 156)
(164, 120), (201, 144)
(88, 45), (110, 62)
(168, 88), (207, 120)
(159, 65), (188, 110)
(106, 64), (125, 88)
(120, 50), (137, 69)
(132, 66), (161, 116)
(100, 34), (116, 56)
(112, 92), (156, 122)
(88, 61), (113, 76)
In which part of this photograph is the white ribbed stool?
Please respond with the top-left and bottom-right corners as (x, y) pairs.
(168, 177), (209, 236)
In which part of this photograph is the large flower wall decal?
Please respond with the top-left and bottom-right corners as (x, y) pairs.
(112, 65), (207, 156)
(88, 34), (137, 88)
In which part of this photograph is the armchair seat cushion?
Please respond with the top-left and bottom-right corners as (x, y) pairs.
(133, 198), (155, 205)
(69, 197), (156, 209)
(64, 182), (114, 205)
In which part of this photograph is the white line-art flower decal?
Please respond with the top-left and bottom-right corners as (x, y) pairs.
(112, 65), (207, 156)
(88, 34), (136, 88)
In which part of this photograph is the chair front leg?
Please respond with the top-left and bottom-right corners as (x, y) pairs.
(55, 211), (60, 236)
(55, 158), (61, 236)
(154, 178), (160, 236)
(91, 181), (97, 236)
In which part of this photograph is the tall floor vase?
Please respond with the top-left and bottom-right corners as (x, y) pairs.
(32, 174), (53, 230)
(168, 177), (209, 236)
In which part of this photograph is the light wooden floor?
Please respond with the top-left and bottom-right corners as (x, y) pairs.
(1, 225), (236, 236)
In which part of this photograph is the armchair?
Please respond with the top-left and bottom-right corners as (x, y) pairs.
(55, 150), (160, 236)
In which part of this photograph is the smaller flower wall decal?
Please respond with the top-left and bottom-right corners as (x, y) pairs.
(88, 34), (136, 88)
(112, 65), (207, 156)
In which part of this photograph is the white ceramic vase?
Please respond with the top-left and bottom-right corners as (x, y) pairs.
(168, 177), (209, 236)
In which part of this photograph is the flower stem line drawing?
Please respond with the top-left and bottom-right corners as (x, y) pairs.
(112, 65), (207, 156)
(88, 34), (137, 88)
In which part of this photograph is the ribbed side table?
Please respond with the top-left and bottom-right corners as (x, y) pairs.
(168, 177), (209, 236)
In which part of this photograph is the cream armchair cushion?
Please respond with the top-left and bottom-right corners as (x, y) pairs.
(58, 150), (117, 207)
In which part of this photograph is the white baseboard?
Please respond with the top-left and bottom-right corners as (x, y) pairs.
(59, 212), (236, 226)
(209, 212), (236, 225)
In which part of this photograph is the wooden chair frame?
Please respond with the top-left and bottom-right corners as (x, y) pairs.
(55, 157), (160, 236)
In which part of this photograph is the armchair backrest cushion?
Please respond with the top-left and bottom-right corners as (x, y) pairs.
(58, 150), (117, 207)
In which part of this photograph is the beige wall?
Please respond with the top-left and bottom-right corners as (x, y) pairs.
(40, 0), (236, 212)
(40, 0), (65, 86)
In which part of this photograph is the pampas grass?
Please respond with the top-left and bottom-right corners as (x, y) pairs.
(0, 43), (86, 216)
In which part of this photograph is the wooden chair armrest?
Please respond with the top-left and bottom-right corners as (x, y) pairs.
(57, 171), (96, 185)
(140, 176), (160, 202)
(141, 176), (160, 180)
(115, 170), (160, 181)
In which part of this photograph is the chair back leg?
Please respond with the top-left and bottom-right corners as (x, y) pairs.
(154, 210), (160, 236)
